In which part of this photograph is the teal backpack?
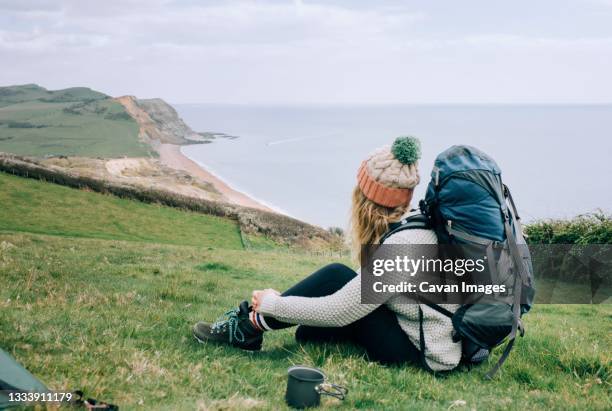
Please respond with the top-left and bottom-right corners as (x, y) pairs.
(381, 145), (536, 378)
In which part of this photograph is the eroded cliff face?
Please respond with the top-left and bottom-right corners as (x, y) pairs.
(115, 96), (203, 146)
(136, 98), (204, 144)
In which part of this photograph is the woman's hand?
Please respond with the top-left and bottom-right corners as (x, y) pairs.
(251, 288), (280, 312)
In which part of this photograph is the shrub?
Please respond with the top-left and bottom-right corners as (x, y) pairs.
(104, 112), (132, 121)
(328, 226), (344, 236)
(524, 212), (611, 245)
(63, 101), (108, 115)
(6, 121), (46, 129)
(524, 213), (611, 286)
(62, 106), (83, 115)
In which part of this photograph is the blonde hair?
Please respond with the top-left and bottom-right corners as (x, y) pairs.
(348, 186), (409, 262)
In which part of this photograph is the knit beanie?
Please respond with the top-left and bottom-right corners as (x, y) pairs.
(357, 136), (421, 208)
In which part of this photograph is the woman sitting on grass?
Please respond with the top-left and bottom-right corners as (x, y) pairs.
(193, 137), (461, 371)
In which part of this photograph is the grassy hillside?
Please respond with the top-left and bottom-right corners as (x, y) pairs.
(0, 84), (149, 157)
(0, 172), (241, 248)
(0, 172), (610, 410)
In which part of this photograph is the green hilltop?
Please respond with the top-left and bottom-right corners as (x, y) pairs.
(0, 83), (108, 107)
(0, 84), (149, 158)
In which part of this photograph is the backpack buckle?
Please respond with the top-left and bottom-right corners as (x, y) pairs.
(419, 199), (428, 216)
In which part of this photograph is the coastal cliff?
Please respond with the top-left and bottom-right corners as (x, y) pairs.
(114, 94), (273, 211)
(0, 84), (336, 249)
(115, 96), (204, 146)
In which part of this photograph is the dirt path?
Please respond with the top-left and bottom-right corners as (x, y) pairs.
(157, 143), (272, 212)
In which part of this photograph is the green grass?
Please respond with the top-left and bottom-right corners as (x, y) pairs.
(0, 84), (149, 157)
(0, 172), (241, 249)
(0, 173), (610, 410)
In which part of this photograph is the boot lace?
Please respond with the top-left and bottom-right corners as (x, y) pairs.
(211, 308), (245, 343)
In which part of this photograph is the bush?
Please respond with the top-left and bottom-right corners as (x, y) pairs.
(328, 226), (344, 236)
(62, 106), (82, 115)
(524, 213), (611, 286)
(104, 112), (132, 121)
(524, 212), (612, 245)
(5, 121), (46, 129)
(63, 101), (108, 115)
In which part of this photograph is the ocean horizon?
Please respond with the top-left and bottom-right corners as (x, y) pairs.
(177, 104), (612, 228)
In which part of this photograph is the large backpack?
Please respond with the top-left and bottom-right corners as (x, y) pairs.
(380, 145), (536, 378)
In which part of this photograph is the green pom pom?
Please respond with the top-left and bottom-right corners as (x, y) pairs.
(391, 136), (421, 165)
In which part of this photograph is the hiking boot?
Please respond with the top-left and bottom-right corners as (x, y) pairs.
(193, 301), (263, 351)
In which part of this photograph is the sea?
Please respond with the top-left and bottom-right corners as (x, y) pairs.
(176, 104), (612, 229)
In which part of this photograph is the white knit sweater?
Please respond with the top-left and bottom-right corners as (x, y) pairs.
(259, 212), (462, 371)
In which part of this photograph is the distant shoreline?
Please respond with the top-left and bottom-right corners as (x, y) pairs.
(157, 143), (273, 212)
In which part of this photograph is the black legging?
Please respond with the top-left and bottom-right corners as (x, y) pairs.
(262, 263), (421, 366)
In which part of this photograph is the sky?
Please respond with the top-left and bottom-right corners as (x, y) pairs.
(1, 0), (612, 104)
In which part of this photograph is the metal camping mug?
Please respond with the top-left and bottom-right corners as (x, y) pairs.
(285, 365), (348, 409)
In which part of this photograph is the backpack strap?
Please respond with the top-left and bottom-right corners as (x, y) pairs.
(484, 182), (531, 379)
(418, 306), (435, 373)
(413, 293), (454, 318)
(379, 211), (430, 244)
(380, 211), (437, 372)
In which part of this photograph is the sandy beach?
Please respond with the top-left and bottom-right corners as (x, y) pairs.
(157, 143), (273, 212)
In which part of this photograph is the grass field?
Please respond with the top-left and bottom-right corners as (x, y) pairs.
(0, 84), (149, 158)
(0, 173), (241, 248)
(1, 172), (610, 410)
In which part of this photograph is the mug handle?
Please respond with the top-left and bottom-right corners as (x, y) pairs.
(315, 382), (348, 400)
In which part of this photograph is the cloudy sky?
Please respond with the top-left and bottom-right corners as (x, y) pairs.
(1, 0), (611, 104)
